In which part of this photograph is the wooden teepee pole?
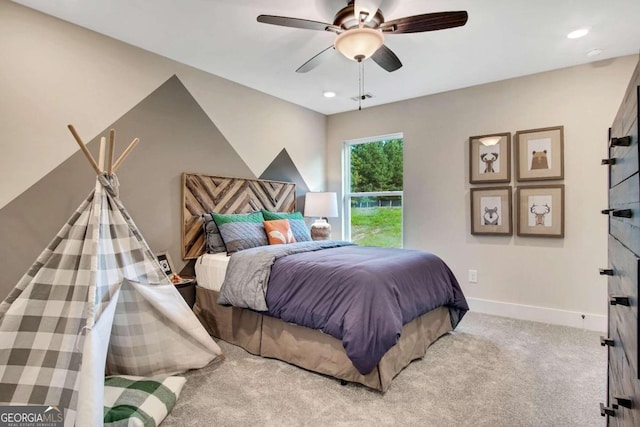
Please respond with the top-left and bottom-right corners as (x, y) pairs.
(112, 137), (140, 172)
(98, 137), (107, 171)
(68, 124), (101, 174)
(68, 124), (140, 174)
(106, 129), (116, 174)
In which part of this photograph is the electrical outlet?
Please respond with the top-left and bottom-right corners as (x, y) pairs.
(468, 270), (478, 283)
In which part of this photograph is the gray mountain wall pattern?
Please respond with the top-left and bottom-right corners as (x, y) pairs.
(0, 75), (310, 300)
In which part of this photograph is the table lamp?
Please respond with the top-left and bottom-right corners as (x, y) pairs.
(304, 192), (338, 240)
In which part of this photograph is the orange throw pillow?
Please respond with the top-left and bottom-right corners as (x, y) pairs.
(264, 219), (297, 245)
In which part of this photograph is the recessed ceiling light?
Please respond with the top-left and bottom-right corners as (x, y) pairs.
(323, 91), (336, 98)
(586, 48), (603, 57)
(567, 28), (589, 39)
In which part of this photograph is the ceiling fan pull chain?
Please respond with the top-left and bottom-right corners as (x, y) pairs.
(361, 60), (365, 111)
(357, 55), (365, 111)
(359, 60), (362, 111)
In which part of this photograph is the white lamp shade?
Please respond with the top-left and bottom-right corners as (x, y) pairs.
(334, 28), (384, 61)
(304, 192), (339, 218)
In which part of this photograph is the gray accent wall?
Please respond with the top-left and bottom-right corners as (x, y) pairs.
(0, 75), (255, 298)
(260, 149), (311, 213)
(1, 1), (326, 302)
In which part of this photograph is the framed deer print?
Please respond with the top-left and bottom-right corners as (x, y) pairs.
(515, 126), (564, 181)
(516, 185), (564, 237)
(470, 186), (513, 235)
(469, 133), (511, 183)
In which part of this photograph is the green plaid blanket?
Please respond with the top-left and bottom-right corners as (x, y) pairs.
(103, 375), (186, 427)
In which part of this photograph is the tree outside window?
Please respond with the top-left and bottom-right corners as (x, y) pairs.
(344, 134), (403, 247)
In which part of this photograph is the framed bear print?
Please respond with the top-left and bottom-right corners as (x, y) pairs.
(516, 185), (564, 238)
(470, 186), (513, 235)
(469, 132), (511, 183)
(515, 126), (564, 181)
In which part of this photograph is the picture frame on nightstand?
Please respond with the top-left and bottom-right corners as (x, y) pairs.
(156, 251), (175, 277)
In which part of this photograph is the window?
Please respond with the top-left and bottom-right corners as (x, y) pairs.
(343, 133), (403, 248)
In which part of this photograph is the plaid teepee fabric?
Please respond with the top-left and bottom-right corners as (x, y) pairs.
(0, 175), (221, 426)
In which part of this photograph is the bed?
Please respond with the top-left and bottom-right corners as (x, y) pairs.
(182, 173), (468, 391)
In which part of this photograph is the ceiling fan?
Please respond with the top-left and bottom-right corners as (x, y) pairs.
(257, 0), (468, 73)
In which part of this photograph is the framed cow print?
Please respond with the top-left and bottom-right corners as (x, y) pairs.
(515, 126), (564, 181)
(469, 132), (511, 183)
(516, 185), (564, 238)
(470, 186), (513, 235)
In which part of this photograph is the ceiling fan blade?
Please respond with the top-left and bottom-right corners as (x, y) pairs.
(371, 44), (402, 72)
(257, 15), (336, 32)
(380, 11), (468, 34)
(296, 46), (336, 73)
(355, 0), (382, 23)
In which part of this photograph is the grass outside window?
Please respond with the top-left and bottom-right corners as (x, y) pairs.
(350, 205), (402, 248)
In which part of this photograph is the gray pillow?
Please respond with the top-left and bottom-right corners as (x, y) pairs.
(211, 211), (269, 255)
(202, 213), (227, 254)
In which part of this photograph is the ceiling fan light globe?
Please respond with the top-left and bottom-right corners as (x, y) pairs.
(334, 28), (383, 61)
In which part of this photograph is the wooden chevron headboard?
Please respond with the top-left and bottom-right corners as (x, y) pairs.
(181, 173), (296, 259)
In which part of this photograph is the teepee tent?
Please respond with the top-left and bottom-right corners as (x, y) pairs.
(0, 126), (222, 426)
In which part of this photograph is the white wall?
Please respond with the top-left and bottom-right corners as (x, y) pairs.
(327, 56), (638, 330)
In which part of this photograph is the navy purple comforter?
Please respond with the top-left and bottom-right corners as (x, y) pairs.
(265, 244), (468, 374)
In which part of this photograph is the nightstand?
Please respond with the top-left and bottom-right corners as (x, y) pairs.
(175, 276), (196, 309)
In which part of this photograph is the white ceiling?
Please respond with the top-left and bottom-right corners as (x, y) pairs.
(11, 0), (640, 115)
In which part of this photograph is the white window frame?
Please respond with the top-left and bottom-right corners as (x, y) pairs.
(342, 132), (404, 245)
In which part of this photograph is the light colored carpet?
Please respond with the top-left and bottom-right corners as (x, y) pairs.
(163, 312), (606, 427)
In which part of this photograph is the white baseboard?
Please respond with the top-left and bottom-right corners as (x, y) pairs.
(466, 297), (607, 332)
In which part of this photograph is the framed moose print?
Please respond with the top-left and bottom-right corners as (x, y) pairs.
(516, 185), (564, 238)
(469, 133), (511, 183)
(470, 186), (513, 235)
(515, 126), (564, 181)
